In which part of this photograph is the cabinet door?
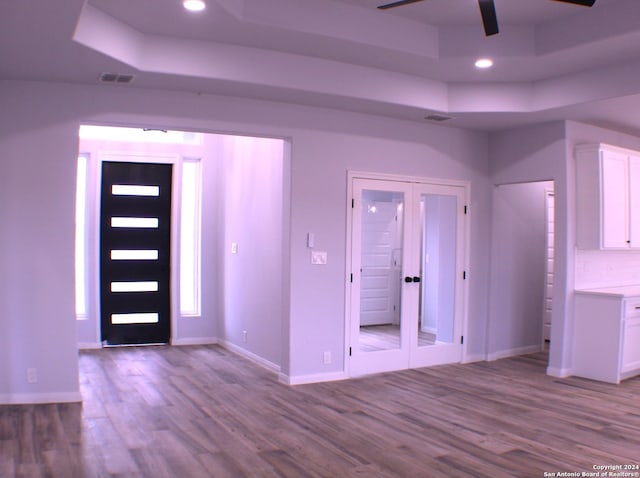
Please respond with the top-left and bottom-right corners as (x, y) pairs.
(629, 156), (640, 248)
(622, 318), (640, 373)
(601, 149), (629, 248)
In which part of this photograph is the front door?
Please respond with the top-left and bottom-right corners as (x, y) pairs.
(349, 177), (467, 376)
(100, 161), (172, 345)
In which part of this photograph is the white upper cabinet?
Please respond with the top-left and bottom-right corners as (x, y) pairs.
(600, 148), (629, 248)
(576, 144), (640, 250)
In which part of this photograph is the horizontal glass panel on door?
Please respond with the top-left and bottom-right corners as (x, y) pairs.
(111, 184), (160, 197)
(101, 161), (172, 345)
(350, 177), (467, 376)
(111, 313), (159, 325)
(110, 250), (159, 261)
(111, 217), (159, 228)
(110, 281), (159, 293)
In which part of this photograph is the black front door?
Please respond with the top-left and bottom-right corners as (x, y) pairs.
(100, 161), (172, 345)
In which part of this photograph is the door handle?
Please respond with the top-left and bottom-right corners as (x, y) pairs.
(404, 276), (421, 283)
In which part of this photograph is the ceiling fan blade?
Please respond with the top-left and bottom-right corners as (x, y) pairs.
(478, 0), (499, 36)
(377, 0), (425, 10)
(551, 0), (596, 6)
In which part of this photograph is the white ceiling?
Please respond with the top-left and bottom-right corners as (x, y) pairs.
(2, 0), (640, 134)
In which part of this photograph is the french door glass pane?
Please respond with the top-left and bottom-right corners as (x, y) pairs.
(359, 189), (404, 352)
(418, 193), (457, 346)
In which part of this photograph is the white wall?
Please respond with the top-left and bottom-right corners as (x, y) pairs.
(487, 181), (552, 359)
(0, 86), (80, 403)
(0, 79), (491, 401)
(218, 135), (285, 368)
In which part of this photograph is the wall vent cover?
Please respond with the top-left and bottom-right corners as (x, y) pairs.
(99, 73), (135, 84)
(424, 113), (453, 122)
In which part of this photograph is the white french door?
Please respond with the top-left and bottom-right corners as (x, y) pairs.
(348, 177), (467, 376)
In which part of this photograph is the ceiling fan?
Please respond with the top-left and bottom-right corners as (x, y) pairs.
(377, 0), (597, 36)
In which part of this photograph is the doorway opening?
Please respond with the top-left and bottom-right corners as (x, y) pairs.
(487, 180), (555, 361)
(75, 125), (287, 357)
(75, 125), (201, 347)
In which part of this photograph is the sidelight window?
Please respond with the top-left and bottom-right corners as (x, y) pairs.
(180, 158), (202, 316)
(75, 154), (90, 319)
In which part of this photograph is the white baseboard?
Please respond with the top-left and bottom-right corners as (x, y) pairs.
(0, 391), (82, 405)
(546, 366), (572, 378)
(280, 371), (349, 385)
(171, 337), (218, 346)
(78, 342), (102, 350)
(462, 353), (486, 364)
(487, 344), (542, 361)
(219, 340), (280, 374)
(79, 338), (219, 348)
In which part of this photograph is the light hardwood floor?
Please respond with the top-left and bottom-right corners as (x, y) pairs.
(1, 345), (639, 477)
(359, 325), (436, 351)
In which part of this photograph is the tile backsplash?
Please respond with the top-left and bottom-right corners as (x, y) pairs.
(575, 249), (640, 289)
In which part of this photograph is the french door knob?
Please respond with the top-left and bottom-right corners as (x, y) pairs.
(404, 276), (421, 283)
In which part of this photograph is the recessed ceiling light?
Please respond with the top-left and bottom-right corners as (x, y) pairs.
(475, 58), (494, 69)
(183, 0), (206, 12)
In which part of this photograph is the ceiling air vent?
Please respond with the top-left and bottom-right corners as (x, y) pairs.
(424, 113), (453, 122)
(99, 72), (135, 84)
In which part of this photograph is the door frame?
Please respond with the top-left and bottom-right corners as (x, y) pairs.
(542, 188), (555, 348)
(91, 151), (182, 345)
(345, 171), (471, 376)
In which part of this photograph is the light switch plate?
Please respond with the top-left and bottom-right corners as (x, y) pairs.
(311, 251), (327, 265)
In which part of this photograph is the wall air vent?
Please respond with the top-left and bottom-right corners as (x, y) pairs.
(424, 113), (453, 122)
(99, 73), (135, 84)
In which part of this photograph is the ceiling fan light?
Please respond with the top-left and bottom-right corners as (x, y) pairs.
(183, 0), (206, 12)
(475, 58), (494, 69)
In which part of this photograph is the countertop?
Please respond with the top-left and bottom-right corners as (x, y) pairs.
(575, 285), (640, 298)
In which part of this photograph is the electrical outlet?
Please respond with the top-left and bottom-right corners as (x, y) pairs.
(242, 330), (248, 343)
(323, 351), (331, 365)
(27, 368), (38, 384)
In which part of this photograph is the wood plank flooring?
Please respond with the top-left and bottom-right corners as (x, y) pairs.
(1, 345), (639, 477)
